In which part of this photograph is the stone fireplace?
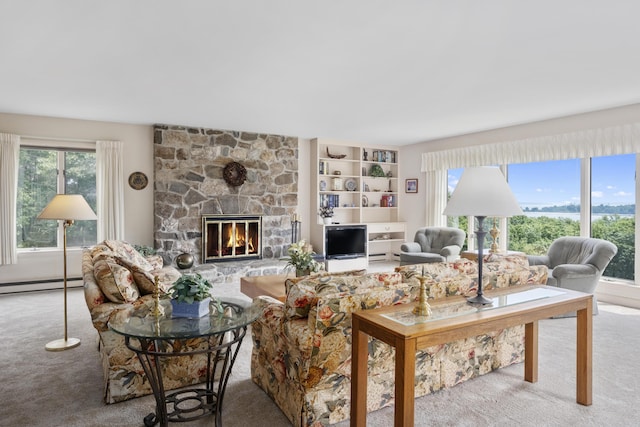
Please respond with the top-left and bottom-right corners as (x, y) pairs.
(153, 125), (298, 279)
(202, 215), (262, 262)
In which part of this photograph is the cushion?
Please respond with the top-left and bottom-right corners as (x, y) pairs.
(103, 240), (154, 272)
(284, 272), (403, 319)
(116, 257), (181, 295)
(93, 257), (140, 303)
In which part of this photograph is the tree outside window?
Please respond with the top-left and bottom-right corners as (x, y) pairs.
(17, 148), (97, 249)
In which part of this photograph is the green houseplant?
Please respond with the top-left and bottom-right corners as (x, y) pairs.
(285, 240), (322, 277)
(167, 273), (217, 318)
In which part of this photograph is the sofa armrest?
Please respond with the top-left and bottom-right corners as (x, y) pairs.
(527, 255), (550, 266)
(308, 283), (416, 379)
(553, 263), (598, 279)
(440, 244), (462, 258)
(401, 242), (422, 252)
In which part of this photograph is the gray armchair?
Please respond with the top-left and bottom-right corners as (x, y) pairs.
(527, 236), (618, 315)
(400, 227), (466, 266)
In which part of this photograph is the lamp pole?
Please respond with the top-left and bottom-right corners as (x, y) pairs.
(45, 219), (81, 351)
(467, 216), (492, 305)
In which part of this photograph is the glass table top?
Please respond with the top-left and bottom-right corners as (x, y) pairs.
(382, 287), (566, 326)
(109, 297), (263, 340)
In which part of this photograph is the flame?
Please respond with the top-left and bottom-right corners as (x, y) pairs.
(225, 225), (255, 252)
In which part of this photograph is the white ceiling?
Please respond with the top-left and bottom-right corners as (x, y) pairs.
(2, 1), (640, 146)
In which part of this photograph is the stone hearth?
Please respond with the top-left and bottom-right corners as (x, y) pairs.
(153, 125), (298, 281)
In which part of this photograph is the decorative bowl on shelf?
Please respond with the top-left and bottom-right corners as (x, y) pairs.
(326, 147), (346, 159)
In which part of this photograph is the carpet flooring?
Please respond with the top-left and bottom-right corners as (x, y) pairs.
(1, 280), (639, 426)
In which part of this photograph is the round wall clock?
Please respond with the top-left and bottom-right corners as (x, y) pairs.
(128, 172), (149, 190)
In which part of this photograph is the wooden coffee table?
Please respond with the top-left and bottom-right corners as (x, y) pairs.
(351, 285), (593, 427)
(240, 274), (289, 302)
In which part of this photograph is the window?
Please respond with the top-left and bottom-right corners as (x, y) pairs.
(17, 147), (97, 249)
(507, 160), (580, 255)
(590, 154), (635, 280)
(458, 156), (634, 282)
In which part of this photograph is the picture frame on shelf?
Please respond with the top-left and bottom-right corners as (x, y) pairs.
(405, 179), (418, 193)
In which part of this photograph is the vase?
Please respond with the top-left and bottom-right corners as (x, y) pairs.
(176, 253), (194, 269)
(323, 217), (332, 225)
(296, 268), (310, 277)
(171, 297), (211, 318)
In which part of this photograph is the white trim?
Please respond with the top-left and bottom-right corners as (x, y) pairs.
(596, 280), (640, 310)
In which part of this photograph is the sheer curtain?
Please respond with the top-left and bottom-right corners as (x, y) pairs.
(96, 140), (125, 241)
(0, 133), (20, 264)
(421, 123), (640, 225)
(424, 170), (448, 227)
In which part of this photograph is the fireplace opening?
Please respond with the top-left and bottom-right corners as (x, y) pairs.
(202, 215), (262, 262)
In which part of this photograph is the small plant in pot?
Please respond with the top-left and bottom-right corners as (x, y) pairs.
(319, 205), (334, 225)
(285, 240), (322, 277)
(167, 273), (219, 318)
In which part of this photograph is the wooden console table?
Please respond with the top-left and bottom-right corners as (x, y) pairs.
(350, 285), (593, 427)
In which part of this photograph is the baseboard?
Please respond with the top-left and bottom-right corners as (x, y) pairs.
(596, 280), (640, 310)
(0, 279), (83, 294)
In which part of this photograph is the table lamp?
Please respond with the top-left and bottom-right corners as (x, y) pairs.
(443, 167), (522, 305)
(38, 194), (97, 351)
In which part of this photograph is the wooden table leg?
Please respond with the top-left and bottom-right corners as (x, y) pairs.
(351, 317), (368, 427)
(576, 299), (593, 405)
(524, 321), (538, 383)
(395, 338), (416, 427)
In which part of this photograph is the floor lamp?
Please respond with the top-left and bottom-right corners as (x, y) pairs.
(38, 194), (97, 351)
(443, 167), (522, 305)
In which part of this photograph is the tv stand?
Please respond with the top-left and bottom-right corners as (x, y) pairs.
(325, 256), (368, 273)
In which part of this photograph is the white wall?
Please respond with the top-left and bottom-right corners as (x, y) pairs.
(0, 112), (153, 288)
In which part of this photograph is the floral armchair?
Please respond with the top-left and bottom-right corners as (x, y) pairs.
(82, 240), (209, 403)
(251, 256), (548, 426)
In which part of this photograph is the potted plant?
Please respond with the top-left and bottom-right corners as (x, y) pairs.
(319, 205), (334, 225)
(285, 240), (322, 277)
(167, 273), (215, 318)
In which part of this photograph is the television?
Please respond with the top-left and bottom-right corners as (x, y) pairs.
(325, 225), (367, 259)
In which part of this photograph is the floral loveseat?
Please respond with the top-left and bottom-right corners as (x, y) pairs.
(82, 240), (209, 403)
(251, 255), (548, 426)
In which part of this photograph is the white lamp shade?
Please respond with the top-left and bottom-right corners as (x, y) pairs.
(37, 194), (98, 221)
(443, 167), (523, 217)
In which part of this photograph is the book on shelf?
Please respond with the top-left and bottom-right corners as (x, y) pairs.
(320, 194), (340, 208)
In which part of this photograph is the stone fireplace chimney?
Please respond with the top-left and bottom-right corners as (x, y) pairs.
(153, 125), (298, 273)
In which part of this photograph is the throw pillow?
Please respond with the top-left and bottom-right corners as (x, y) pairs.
(115, 257), (180, 295)
(103, 240), (154, 272)
(93, 257), (140, 303)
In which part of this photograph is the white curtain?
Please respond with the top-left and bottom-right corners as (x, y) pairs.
(424, 170), (448, 227)
(420, 123), (640, 226)
(0, 133), (20, 264)
(96, 140), (125, 241)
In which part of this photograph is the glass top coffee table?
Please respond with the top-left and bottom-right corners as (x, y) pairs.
(109, 298), (262, 427)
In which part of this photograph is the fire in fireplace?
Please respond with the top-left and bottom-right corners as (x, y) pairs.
(202, 215), (262, 262)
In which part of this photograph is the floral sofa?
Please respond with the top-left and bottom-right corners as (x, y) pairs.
(82, 240), (209, 403)
(250, 255), (548, 426)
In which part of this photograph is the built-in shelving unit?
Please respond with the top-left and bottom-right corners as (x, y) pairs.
(310, 138), (406, 264)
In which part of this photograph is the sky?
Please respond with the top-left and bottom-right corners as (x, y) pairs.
(448, 154), (635, 209)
